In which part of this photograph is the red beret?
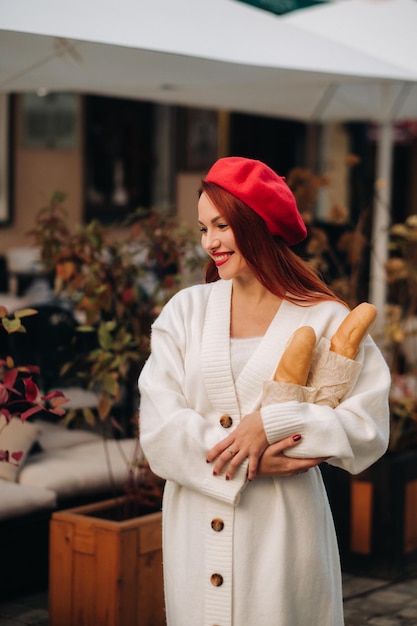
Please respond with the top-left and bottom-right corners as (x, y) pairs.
(204, 157), (307, 246)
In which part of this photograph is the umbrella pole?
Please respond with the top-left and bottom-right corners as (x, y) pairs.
(369, 121), (393, 340)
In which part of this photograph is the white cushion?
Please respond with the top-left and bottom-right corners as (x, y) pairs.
(0, 416), (41, 482)
(19, 438), (139, 498)
(35, 419), (101, 451)
(0, 479), (56, 520)
(51, 387), (99, 410)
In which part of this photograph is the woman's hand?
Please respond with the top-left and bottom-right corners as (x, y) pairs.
(206, 411), (269, 481)
(257, 435), (328, 478)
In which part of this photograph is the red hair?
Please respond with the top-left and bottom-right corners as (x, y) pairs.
(200, 181), (345, 307)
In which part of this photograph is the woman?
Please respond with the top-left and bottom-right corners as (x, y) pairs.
(139, 157), (390, 626)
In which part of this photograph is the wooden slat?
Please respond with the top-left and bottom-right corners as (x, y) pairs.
(119, 528), (141, 626)
(350, 480), (373, 554)
(404, 479), (417, 553)
(74, 526), (95, 555)
(73, 551), (95, 626)
(49, 519), (74, 626)
(138, 515), (162, 555)
(137, 548), (165, 626)
(94, 528), (121, 625)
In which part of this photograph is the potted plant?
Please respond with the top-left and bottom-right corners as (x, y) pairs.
(287, 164), (417, 578)
(29, 192), (201, 434)
(0, 305), (68, 462)
(28, 191), (202, 626)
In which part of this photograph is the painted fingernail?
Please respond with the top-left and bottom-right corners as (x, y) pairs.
(213, 470), (218, 476)
(225, 475), (230, 481)
(293, 434), (302, 442)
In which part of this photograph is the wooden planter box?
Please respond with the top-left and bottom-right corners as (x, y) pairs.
(49, 497), (164, 626)
(323, 448), (417, 579)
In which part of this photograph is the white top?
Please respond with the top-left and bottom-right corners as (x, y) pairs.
(230, 335), (261, 381)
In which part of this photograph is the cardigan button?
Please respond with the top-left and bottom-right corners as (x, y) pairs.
(220, 414), (233, 428)
(211, 518), (224, 532)
(210, 573), (224, 587)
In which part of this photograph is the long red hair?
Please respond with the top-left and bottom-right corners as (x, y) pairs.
(200, 181), (345, 307)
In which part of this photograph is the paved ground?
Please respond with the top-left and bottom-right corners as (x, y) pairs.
(0, 574), (416, 625)
(343, 574), (417, 626)
(0, 591), (48, 626)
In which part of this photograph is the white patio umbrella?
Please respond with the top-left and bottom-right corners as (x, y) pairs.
(0, 0), (415, 115)
(1, 0), (416, 324)
(282, 0), (417, 330)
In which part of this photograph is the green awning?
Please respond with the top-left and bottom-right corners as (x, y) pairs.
(235, 0), (328, 16)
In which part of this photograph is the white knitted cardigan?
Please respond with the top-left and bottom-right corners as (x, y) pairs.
(139, 279), (390, 626)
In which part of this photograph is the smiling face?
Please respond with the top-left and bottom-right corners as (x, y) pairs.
(198, 192), (252, 281)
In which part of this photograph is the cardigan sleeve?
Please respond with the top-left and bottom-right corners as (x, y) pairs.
(138, 292), (248, 507)
(260, 335), (391, 475)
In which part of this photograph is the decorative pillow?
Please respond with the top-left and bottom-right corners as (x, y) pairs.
(34, 419), (101, 451)
(0, 416), (42, 482)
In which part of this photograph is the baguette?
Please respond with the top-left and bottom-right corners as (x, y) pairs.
(330, 302), (377, 360)
(273, 326), (316, 386)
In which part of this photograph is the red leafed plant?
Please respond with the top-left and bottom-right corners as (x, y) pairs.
(0, 305), (67, 466)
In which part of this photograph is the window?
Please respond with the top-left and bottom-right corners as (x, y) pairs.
(84, 96), (154, 223)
